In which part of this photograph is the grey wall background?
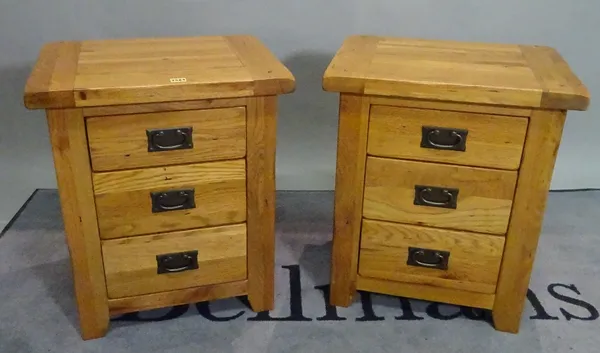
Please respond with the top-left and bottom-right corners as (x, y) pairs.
(1, 0), (599, 228)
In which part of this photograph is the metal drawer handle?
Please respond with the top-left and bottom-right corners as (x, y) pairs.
(421, 126), (468, 152)
(147, 127), (193, 152)
(156, 250), (199, 274)
(428, 130), (463, 149)
(420, 187), (455, 207)
(151, 189), (196, 213)
(407, 247), (450, 270)
(414, 185), (459, 209)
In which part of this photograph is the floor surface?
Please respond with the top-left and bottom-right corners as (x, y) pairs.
(0, 190), (599, 352)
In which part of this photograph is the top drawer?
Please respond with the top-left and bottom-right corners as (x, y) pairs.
(367, 105), (528, 170)
(86, 107), (246, 171)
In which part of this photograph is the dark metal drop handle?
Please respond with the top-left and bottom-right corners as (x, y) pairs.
(420, 188), (454, 207)
(147, 127), (193, 152)
(151, 189), (196, 213)
(414, 185), (459, 209)
(162, 255), (195, 272)
(156, 250), (199, 274)
(157, 191), (191, 211)
(412, 250), (445, 268)
(427, 130), (463, 149)
(421, 126), (468, 152)
(407, 247), (450, 270)
(152, 130), (188, 150)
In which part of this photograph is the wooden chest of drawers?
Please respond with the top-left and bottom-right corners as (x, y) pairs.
(323, 36), (589, 333)
(23, 35), (295, 339)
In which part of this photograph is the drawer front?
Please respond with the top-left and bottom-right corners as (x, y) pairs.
(87, 107), (246, 171)
(93, 160), (246, 239)
(102, 223), (247, 298)
(363, 157), (517, 235)
(368, 105), (528, 170)
(359, 219), (505, 294)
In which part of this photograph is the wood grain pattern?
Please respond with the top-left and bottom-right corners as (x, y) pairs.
(368, 105), (528, 170)
(369, 96), (532, 117)
(245, 96), (277, 311)
(87, 107), (246, 171)
(83, 97), (247, 117)
(70, 36), (294, 107)
(24, 42), (80, 109)
(356, 276), (496, 309)
(73, 36), (251, 106)
(359, 219), (505, 294)
(323, 36), (589, 110)
(102, 224), (247, 298)
(363, 157), (518, 235)
(322, 36), (379, 94)
(46, 109), (109, 340)
(520, 45), (590, 110)
(93, 160), (246, 239)
(108, 280), (248, 316)
(493, 110), (566, 333)
(227, 35), (295, 95)
(329, 94), (372, 307)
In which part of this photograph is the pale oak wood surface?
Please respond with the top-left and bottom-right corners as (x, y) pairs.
(93, 160), (246, 239)
(83, 97), (247, 117)
(520, 46), (590, 110)
(87, 107), (246, 171)
(323, 36), (589, 110)
(356, 276), (496, 310)
(493, 110), (566, 333)
(324, 35), (589, 334)
(102, 224), (247, 298)
(228, 36), (296, 95)
(24, 42), (80, 109)
(24, 35), (292, 339)
(74, 36), (252, 107)
(321, 36), (379, 94)
(245, 96), (277, 311)
(329, 94), (372, 307)
(363, 157), (518, 235)
(369, 96), (532, 117)
(24, 36), (295, 109)
(368, 105), (528, 170)
(359, 219), (505, 294)
(47, 109), (109, 339)
(108, 280), (248, 316)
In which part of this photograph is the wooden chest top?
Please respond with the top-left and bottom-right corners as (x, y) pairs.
(323, 36), (589, 111)
(24, 35), (295, 109)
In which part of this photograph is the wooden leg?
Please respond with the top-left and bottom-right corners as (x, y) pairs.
(47, 109), (110, 339)
(330, 94), (371, 307)
(492, 110), (566, 333)
(246, 96), (277, 312)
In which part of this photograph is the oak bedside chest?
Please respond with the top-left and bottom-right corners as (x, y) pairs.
(23, 35), (295, 339)
(323, 36), (589, 333)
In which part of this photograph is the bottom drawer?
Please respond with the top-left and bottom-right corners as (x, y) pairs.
(102, 223), (247, 298)
(358, 219), (504, 294)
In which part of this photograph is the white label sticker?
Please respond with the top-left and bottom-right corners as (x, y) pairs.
(170, 77), (187, 83)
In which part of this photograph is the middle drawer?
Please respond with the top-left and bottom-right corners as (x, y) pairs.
(93, 159), (247, 239)
(363, 157), (517, 235)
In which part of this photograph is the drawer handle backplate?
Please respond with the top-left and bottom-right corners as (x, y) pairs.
(414, 185), (459, 209)
(151, 189), (196, 213)
(147, 127), (193, 152)
(156, 250), (199, 274)
(407, 247), (450, 270)
(421, 126), (468, 152)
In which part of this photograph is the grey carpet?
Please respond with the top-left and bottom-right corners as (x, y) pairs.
(0, 190), (599, 353)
